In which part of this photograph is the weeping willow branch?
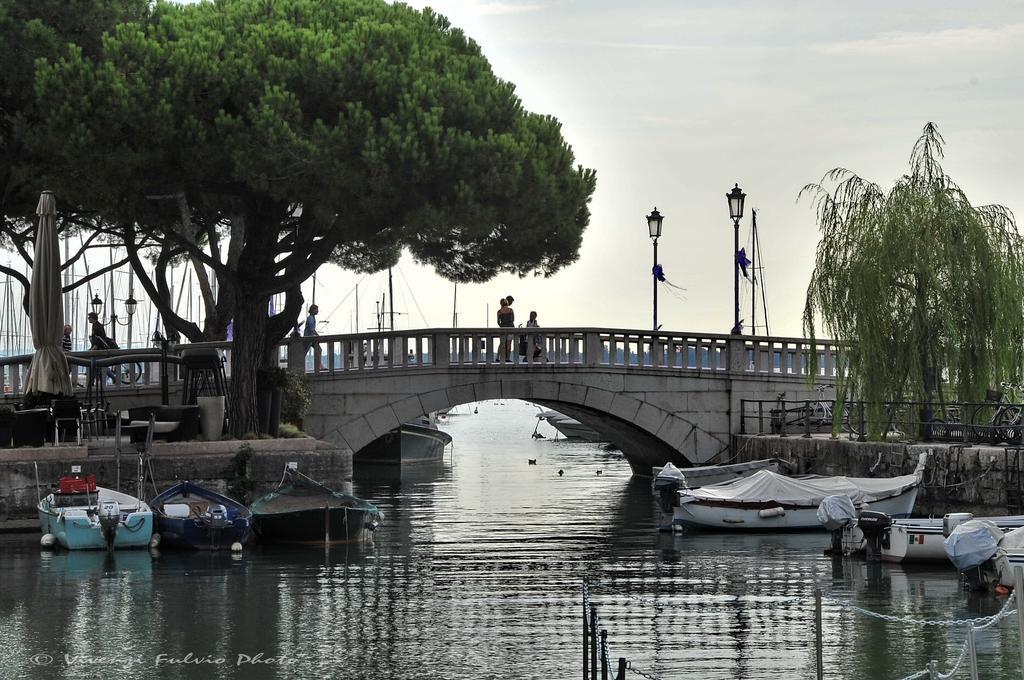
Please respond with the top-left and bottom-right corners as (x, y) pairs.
(802, 123), (1024, 439)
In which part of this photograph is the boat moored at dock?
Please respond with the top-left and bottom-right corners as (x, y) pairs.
(672, 452), (928, 531)
(251, 468), (381, 545)
(150, 481), (252, 550)
(38, 476), (153, 550)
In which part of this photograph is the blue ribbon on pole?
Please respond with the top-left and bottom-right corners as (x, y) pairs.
(652, 264), (666, 282)
(737, 248), (752, 279)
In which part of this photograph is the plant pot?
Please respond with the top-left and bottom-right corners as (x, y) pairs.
(197, 396), (226, 441)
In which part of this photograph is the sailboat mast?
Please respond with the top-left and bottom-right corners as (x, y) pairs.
(387, 267), (395, 332)
(452, 282), (458, 328)
(751, 209), (757, 336)
(755, 216), (770, 336)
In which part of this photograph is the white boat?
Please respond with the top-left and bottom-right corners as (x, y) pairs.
(837, 512), (1024, 563)
(654, 460), (788, 530)
(38, 478), (154, 550)
(672, 452), (928, 531)
(535, 410), (604, 442)
(356, 414), (453, 465)
(653, 459), (786, 489)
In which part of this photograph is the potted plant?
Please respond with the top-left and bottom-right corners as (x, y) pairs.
(256, 367), (287, 436)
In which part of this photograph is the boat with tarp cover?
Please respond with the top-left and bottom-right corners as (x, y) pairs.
(672, 452), (928, 531)
(250, 468), (381, 545)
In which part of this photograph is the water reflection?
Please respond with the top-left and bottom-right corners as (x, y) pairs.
(0, 401), (1019, 679)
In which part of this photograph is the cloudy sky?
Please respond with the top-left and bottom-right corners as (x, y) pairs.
(302, 0), (1024, 338)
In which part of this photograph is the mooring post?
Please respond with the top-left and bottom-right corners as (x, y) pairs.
(926, 660), (937, 679)
(583, 596), (589, 680)
(966, 624), (979, 680)
(324, 504), (330, 545)
(600, 629), (608, 680)
(617, 658), (627, 680)
(1015, 566), (1024, 674)
(815, 589), (823, 680)
(804, 400), (812, 439)
(590, 605), (598, 680)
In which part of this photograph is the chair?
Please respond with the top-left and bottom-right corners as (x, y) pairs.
(77, 399), (104, 440)
(13, 409), (48, 447)
(51, 398), (82, 445)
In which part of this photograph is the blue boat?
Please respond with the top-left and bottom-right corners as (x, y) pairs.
(38, 485), (153, 551)
(150, 481), (252, 550)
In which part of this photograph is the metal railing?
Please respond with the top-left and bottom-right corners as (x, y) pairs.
(0, 328), (841, 398)
(741, 397), (1024, 445)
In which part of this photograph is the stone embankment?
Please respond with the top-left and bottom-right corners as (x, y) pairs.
(0, 437), (353, 527)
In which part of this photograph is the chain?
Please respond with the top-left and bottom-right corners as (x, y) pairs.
(828, 590), (1016, 628)
(626, 662), (665, 680)
(895, 671), (930, 680)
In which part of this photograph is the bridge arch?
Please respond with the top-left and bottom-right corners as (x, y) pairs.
(308, 370), (732, 474)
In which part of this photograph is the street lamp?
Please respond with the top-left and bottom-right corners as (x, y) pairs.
(91, 293), (137, 344)
(647, 207), (664, 331)
(726, 184), (746, 335)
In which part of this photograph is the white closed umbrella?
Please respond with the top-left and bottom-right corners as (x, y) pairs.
(24, 190), (73, 397)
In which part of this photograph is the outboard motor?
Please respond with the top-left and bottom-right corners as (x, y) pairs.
(943, 512), (974, 538)
(817, 495), (859, 556)
(201, 504), (230, 530)
(653, 463), (687, 514)
(98, 500), (121, 551)
(858, 511), (893, 561)
(200, 504), (230, 549)
(944, 520), (1002, 592)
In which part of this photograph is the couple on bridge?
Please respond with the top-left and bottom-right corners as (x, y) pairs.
(497, 296), (543, 362)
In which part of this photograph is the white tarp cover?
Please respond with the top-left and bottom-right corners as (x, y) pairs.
(817, 494), (859, 530)
(999, 526), (1024, 552)
(944, 520), (1003, 572)
(653, 462), (686, 491)
(679, 469), (920, 507)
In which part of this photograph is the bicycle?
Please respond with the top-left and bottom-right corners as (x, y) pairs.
(970, 382), (1023, 444)
(770, 386), (861, 436)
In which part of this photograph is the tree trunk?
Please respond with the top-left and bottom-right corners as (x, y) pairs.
(229, 288), (271, 436)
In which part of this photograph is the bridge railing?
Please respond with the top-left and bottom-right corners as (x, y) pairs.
(0, 328), (839, 398)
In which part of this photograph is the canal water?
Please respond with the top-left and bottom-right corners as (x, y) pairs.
(0, 400), (1020, 679)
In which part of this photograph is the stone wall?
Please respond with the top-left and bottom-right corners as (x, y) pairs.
(735, 434), (1019, 516)
(0, 437), (353, 523)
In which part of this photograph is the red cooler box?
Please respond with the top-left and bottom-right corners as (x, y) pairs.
(59, 475), (97, 494)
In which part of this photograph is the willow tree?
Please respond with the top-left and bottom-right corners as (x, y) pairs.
(802, 123), (1024, 438)
(33, 0), (596, 435)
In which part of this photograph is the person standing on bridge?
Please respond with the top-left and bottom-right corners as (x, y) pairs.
(526, 311), (544, 361)
(304, 304), (322, 369)
(496, 296), (515, 361)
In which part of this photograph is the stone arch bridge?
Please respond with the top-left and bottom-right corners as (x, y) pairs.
(0, 327), (839, 474)
(290, 328), (838, 473)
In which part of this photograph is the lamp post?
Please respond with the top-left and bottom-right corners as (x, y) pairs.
(152, 330), (170, 405)
(726, 184), (746, 335)
(91, 293), (137, 345)
(647, 207), (664, 331)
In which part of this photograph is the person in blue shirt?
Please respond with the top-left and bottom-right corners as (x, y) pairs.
(304, 304), (321, 367)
